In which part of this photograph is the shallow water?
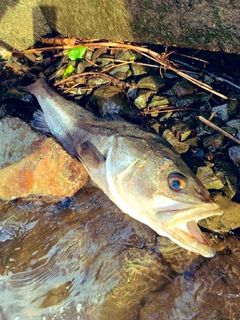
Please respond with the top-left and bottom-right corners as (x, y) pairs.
(0, 182), (240, 320)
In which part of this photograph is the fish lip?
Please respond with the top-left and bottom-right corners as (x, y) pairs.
(163, 221), (216, 258)
(162, 203), (223, 229)
(160, 203), (223, 257)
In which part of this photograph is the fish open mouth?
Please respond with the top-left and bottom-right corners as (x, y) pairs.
(160, 203), (223, 257)
(166, 220), (215, 257)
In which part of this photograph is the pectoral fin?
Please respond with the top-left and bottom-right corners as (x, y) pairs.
(32, 110), (51, 133)
(78, 141), (106, 169)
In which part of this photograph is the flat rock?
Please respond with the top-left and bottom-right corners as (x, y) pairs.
(0, 117), (88, 200)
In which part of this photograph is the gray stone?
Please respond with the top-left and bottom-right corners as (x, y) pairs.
(211, 100), (238, 122)
(228, 146), (240, 167)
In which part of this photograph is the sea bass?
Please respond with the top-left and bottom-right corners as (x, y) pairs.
(22, 78), (223, 257)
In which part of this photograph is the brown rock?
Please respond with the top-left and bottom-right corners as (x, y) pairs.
(0, 117), (88, 200)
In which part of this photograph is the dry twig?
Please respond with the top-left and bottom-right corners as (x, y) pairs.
(197, 116), (240, 145)
(17, 40), (229, 99)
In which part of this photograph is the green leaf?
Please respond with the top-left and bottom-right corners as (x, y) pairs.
(63, 64), (75, 79)
(67, 46), (87, 61)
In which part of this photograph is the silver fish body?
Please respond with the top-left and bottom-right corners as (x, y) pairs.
(23, 78), (223, 257)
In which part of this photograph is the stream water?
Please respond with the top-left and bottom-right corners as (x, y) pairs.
(0, 181), (240, 320)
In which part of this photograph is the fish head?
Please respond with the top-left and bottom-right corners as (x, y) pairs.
(111, 136), (223, 258)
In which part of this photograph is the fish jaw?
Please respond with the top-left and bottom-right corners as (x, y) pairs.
(156, 202), (223, 257)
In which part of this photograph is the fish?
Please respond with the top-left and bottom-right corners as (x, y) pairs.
(21, 77), (223, 257)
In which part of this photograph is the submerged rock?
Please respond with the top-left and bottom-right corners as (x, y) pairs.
(140, 244), (240, 320)
(0, 117), (88, 200)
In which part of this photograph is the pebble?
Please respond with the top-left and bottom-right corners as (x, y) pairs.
(162, 129), (189, 154)
(228, 146), (240, 166)
(137, 75), (165, 91)
(196, 166), (224, 190)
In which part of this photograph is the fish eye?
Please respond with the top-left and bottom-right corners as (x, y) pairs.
(168, 173), (187, 191)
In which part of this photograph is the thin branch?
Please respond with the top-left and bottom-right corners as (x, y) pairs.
(197, 116), (240, 145)
(16, 40), (229, 99)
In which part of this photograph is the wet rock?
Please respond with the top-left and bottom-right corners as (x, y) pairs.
(226, 119), (240, 139)
(134, 90), (156, 109)
(87, 77), (110, 87)
(185, 137), (200, 147)
(165, 80), (198, 97)
(90, 85), (135, 117)
(162, 129), (189, 154)
(0, 117), (88, 200)
(148, 95), (169, 108)
(76, 61), (87, 74)
(196, 166), (224, 190)
(140, 246), (240, 320)
(204, 74), (215, 86)
(199, 194), (240, 233)
(170, 121), (193, 142)
(156, 236), (202, 274)
(115, 49), (139, 61)
(109, 64), (130, 75)
(213, 159), (239, 199)
(145, 95), (170, 117)
(111, 71), (129, 81)
(98, 57), (114, 69)
(137, 75), (165, 91)
(196, 118), (221, 137)
(96, 249), (169, 320)
(228, 146), (240, 166)
(2, 89), (33, 103)
(211, 100), (238, 122)
(203, 133), (225, 151)
(175, 94), (198, 107)
(131, 64), (149, 76)
(163, 71), (178, 79)
(150, 121), (162, 134)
